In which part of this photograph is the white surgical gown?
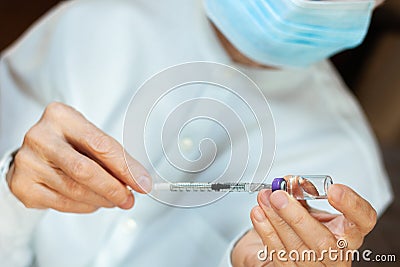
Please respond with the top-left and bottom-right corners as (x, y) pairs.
(0, 0), (393, 266)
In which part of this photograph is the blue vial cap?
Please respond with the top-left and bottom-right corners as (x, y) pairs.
(272, 178), (286, 192)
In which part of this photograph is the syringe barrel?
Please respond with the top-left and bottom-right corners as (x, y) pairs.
(169, 183), (213, 192)
(168, 182), (248, 192)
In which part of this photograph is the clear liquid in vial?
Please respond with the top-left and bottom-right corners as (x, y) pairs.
(277, 175), (333, 200)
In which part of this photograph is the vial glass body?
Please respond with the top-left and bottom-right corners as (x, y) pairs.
(272, 175), (333, 200)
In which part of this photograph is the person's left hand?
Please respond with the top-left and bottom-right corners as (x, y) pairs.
(231, 184), (377, 266)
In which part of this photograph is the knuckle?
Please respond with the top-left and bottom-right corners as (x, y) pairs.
(23, 127), (41, 147)
(17, 189), (37, 209)
(22, 199), (36, 209)
(52, 196), (70, 210)
(88, 132), (114, 155)
(366, 209), (377, 232)
(291, 241), (306, 253)
(43, 102), (80, 124)
(69, 158), (92, 181)
(11, 178), (27, 199)
(13, 149), (27, 167)
(120, 162), (133, 179)
(105, 186), (124, 203)
(260, 226), (276, 242)
(288, 212), (307, 227)
(74, 204), (99, 214)
(371, 209), (378, 225)
(274, 217), (288, 228)
(44, 102), (68, 115)
(353, 196), (363, 210)
(315, 237), (336, 253)
(23, 127), (58, 157)
(85, 206), (99, 213)
(43, 102), (67, 119)
(68, 181), (86, 199)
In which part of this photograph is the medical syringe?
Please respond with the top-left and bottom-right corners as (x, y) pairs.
(153, 175), (333, 200)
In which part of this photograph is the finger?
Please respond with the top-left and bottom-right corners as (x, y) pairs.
(48, 141), (134, 209)
(231, 229), (272, 267)
(257, 190), (318, 267)
(251, 206), (292, 266)
(67, 113), (151, 193)
(269, 190), (339, 265)
(33, 183), (100, 213)
(42, 168), (116, 208)
(328, 184), (377, 236)
(44, 103), (152, 193)
(21, 147), (115, 208)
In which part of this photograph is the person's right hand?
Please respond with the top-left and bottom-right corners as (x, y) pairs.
(6, 102), (152, 213)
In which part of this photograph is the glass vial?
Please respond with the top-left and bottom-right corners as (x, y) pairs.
(272, 175), (333, 200)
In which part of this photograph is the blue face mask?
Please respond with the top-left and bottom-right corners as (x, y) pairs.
(204, 0), (374, 68)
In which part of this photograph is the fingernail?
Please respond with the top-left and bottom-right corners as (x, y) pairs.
(136, 175), (152, 193)
(253, 206), (266, 223)
(120, 194), (134, 209)
(329, 185), (344, 204)
(271, 191), (288, 210)
(259, 189), (271, 208)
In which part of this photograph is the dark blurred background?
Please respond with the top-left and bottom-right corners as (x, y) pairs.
(0, 0), (399, 265)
